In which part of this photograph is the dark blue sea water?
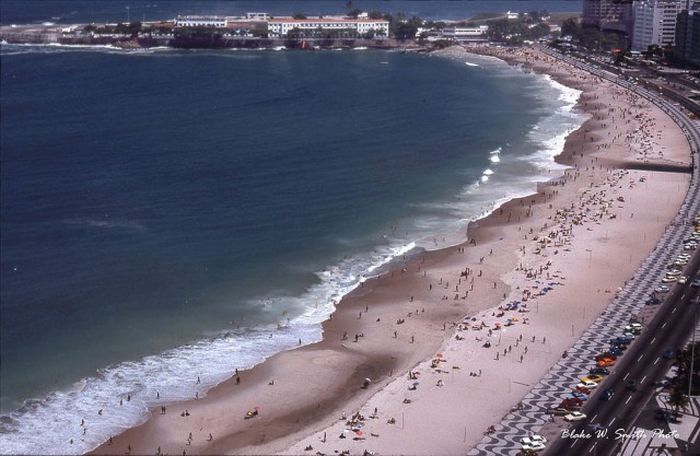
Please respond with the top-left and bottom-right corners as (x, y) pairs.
(0, 2), (585, 454)
(0, 0), (582, 25)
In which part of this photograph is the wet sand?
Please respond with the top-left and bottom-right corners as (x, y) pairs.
(92, 46), (692, 456)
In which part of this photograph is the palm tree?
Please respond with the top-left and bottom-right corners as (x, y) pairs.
(667, 387), (689, 418)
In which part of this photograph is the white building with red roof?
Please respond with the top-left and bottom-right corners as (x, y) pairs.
(268, 17), (389, 37)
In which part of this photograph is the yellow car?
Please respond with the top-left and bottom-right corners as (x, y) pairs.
(580, 374), (604, 384)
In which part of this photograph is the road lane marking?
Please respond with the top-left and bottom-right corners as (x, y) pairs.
(651, 336), (656, 344)
(682, 293), (686, 299)
(654, 356), (660, 365)
(662, 322), (668, 328)
(609, 417), (616, 426)
(625, 396), (632, 405)
(624, 373), (630, 380)
(589, 442), (598, 453)
(637, 354), (644, 362)
(641, 375), (647, 384)
(672, 306), (677, 314)
(591, 413), (598, 421)
(570, 440), (579, 448)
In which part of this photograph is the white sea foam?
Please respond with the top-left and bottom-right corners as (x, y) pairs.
(464, 61), (480, 67)
(0, 42), (172, 56)
(412, 61), (587, 251)
(0, 238), (418, 455)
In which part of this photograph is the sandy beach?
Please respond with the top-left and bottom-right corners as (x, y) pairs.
(92, 45), (692, 456)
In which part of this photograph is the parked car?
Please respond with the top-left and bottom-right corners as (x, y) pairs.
(564, 411), (587, 422)
(692, 279), (700, 288)
(611, 336), (632, 345)
(627, 323), (643, 332)
(548, 407), (571, 416)
(662, 276), (677, 283)
(608, 347), (624, 356)
(589, 367), (610, 376)
(655, 285), (670, 293)
(521, 441), (546, 452)
(678, 276), (688, 284)
(520, 435), (547, 446)
(663, 349), (675, 359)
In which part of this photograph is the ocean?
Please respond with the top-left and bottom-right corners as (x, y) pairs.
(0, 2), (585, 454)
(0, 0), (582, 24)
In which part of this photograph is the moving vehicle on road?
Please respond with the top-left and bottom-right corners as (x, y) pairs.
(600, 388), (615, 401)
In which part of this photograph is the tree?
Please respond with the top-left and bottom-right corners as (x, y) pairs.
(348, 8), (362, 19)
(561, 18), (579, 37)
(667, 387), (689, 417)
(292, 13), (307, 20)
(369, 10), (384, 20)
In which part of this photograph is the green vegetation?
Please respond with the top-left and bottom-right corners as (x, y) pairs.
(672, 342), (700, 396)
(84, 21), (143, 37)
(560, 18), (628, 51)
(486, 18), (550, 44)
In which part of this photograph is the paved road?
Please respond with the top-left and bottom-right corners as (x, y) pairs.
(468, 46), (700, 456)
(545, 257), (700, 456)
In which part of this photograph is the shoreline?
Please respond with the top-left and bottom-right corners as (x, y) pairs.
(1, 45), (580, 456)
(90, 45), (688, 455)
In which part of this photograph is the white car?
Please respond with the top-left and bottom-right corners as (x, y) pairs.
(626, 323), (643, 333)
(666, 269), (683, 277)
(655, 285), (670, 293)
(521, 441), (546, 452)
(576, 380), (599, 389)
(564, 411), (587, 422)
(678, 276), (688, 284)
(684, 244), (696, 251)
(662, 276), (677, 283)
(520, 435), (547, 446)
